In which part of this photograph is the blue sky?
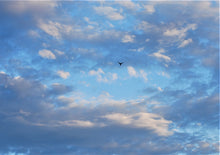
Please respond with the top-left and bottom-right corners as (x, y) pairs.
(0, 1), (219, 154)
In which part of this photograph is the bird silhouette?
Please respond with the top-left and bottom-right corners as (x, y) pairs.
(118, 62), (124, 66)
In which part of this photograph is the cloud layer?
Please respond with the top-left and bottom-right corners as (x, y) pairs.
(0, 1), (219, 154)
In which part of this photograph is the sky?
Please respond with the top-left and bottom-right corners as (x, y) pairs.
(0, 0), (219, 154)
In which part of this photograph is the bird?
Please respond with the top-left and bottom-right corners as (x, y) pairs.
(118, 62), (124, 66)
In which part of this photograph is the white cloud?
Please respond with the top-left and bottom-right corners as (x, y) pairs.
(28, 30), (40, 38)
(137, 21), (155, 32)
(143, 5), (155, 14)
(190, 1), (219, 20)
(38, 49), (56, 59)
(54, 49), (65, 55)
(89, 68), (118, 83)
(157, 87), (163, 92)
(58, 120), (95, 128)
(158, 71), (170, 78)
(140, 70), (148, 82)
(129, 47), (144, 52)
(127, 66), (137, 77)
(121, 34), (135, 43)
(38, 20), (72, 39)
(0, 71), (6, 74)
(127, 67), (148, 82)
(94, 6), (124, 20)
(112, 73), (118, 80)
(163, 24), (197, 38)
(178, 38), (193, 48)
(150, 49), (171, 62)
(57, 70), (70, 79)
(103, 112), (173, 136)
(19, 109), (31, 116)
(145, 38), (150, 42)
(116, 0), (140, 10)
(84, 17), (98, 26)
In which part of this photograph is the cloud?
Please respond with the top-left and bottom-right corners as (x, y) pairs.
(115, 0), (140, 10)
(43, 120), (100, 128)
(38, 49), (56, 59)
(139, 70), (148, 81)
(127, 66), (148, 82)
(129, 47), (144, 52)
(145, 38), (150, 42)
(3, 1), (57, 15)
(127, 66), (138, 77)
(178, 38), (193, 48)
(84, 17), (98, 26)
(50, 83), (73, 95)
(163, 24), (197, 38)
(103, 112), (173, 136)
(89, 68), (118, 83)
(157, 87), (163, 92)
(57, 70), (70, 79)
(0, 1), (218, 154)
(158, 71), (170, 78)
(121, 34), (135, 43)
(94, 6), (124, 20)
(28, 30), (40, 38)
(0, 72), (218, 154)
(137, 21), (156, 32)
(143, 5), (155, 14)
(54, 49), (65, 55)
(38, 20), (72, 39)
(150, 49), (171, 62)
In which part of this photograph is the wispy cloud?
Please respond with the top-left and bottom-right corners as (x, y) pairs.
(38, 20), (72, 39)
(127, 66), (148, 82)
(150, 49), (171, 62)
(89, 68), (118, 83)
(94, 6), (124, 20)
(164, 24), (197, 38)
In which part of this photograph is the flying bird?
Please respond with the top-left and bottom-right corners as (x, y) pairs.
(118, 62), (124, 66)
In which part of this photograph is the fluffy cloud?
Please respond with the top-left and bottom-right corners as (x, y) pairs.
(121, 34), (135, 43)
(89, 68), (118, 83)
(57, 70), (70, 79)
(103, 112), (173, 136)
(94, 6), (124, 20)
(38, 49), (56, 59)
(127, 66), (137, 77)
(150, 49), (171, 62)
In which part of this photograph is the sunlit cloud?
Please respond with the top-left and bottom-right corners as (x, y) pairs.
(38, 49), (56, 59)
